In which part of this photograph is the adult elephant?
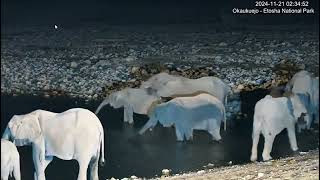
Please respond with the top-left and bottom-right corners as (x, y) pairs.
(95, 87), (161, 124)
(139, 93), (226, 141)
(250, 94), (309, 162)
(2, 108), (105, 180)
(285, 70), (319, 128)
(141, 72), (232, 107)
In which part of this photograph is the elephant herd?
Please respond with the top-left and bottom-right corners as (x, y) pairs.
(1, 70), (319, 180)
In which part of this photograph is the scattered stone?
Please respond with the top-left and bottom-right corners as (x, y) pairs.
(162, 169), (171, 176)
(237, 84), (244, 90)
(258, 172), (264, 178)
(84, 60), (91, 65)
(219, 42), (228, 46)
(130, 175), (138, 179)
(70, 61), (78, 68)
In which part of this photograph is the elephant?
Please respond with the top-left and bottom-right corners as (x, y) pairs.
(139, 93), (226, 142)
(250, 94), (309, 162)
(95, 87), (162, 124)
(1, 139), (21, 180)
(140, 72), (186, 91)
(285, 70), (319, 128)
(2, 108), (105, 180)
(141, 73), (231, 107)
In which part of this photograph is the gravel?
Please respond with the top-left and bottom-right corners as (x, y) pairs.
(154, 149), (319, 180)
(1, 24), (319, 100)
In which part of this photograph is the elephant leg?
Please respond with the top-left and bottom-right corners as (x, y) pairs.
(287, 126), (298, 152)
(185, 129), (193, 141)
(262, 134), (276, 161)
(33, 151), (46, 180)
(89, 156), (99, 180)
(1, 170), (9, 180)
(77, 158), (90, 180)
(207, 119), (221, 141)
(124, 106), (134, 124)
(13, 157), (21, 180)
(208, 129), (221, 142)
(175, 127), (184, 141)
(250, 130), (260, 162)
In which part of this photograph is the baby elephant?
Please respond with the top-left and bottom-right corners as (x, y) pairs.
(1, 139), (21, 180)
(139, 93), (226, 141)
(250, 94), (309, 162)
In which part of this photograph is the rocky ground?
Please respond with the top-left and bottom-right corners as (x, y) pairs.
(156, 149), (319, 180)
(1, 24), (319, 100)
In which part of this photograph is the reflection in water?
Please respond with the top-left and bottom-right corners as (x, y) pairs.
(1, 94), (318, 179)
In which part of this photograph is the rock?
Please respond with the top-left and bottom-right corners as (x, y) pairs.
(84, 60), (91, 65)
(219, 42), (228, 47)
(125, 56), (136, 62)
(237, 84), (244, 90)
(258, 172), (264, 178)
(162, 169), (171, 176)
(70, 61), (78, 68)
(299, 152), (308, 155)
(96, 60), (110, 67)
(131, 66), (140, 74)
(130, 175), (138, 179)
(207, 163), (214, 167)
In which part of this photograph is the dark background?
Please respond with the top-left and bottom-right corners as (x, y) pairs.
(1, 0), (319, 28)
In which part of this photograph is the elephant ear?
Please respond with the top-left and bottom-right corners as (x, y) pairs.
(10, 113), (42, 146)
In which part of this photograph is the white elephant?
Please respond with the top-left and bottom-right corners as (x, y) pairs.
(285, 70), (319, 128)
(139, 93), (226, 141)
(2, 108), (105, 180)
(140, 72), (186, 90)
(250, 94), (309, 162)
(141, 73), (231, 107)
(95, 87), (161, 124)
(1, 139), (21, 180)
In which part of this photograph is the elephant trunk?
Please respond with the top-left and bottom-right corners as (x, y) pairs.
(95, 98), (109, 114)
(139, 118), (158, 135)
(2, 126), (12, 140)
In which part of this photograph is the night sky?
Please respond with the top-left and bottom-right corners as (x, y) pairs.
(1, 0), (319, 28)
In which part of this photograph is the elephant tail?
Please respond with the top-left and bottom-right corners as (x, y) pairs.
(99, 127), (105, 166)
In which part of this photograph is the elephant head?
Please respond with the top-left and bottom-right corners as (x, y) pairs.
(140, 72), (178, 90)
(95, 90), (126, 114)
(2, 112), (42, 146)
(139, 103), (174, 134)
(289, 92), (311, 128)
(154, 103), (175, 127)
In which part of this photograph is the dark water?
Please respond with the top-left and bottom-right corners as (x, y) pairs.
(1, 90), (319, 179)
